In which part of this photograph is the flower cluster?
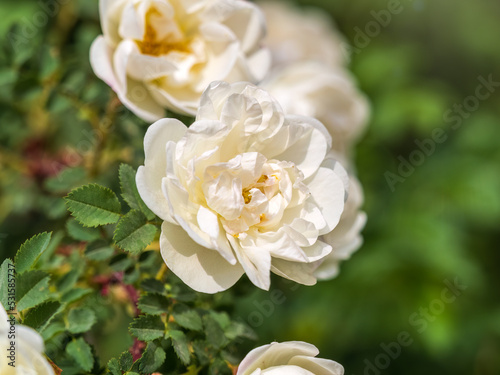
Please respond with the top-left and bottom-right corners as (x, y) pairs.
(88, 0), (370, 371)
(91, 0), (370, 292)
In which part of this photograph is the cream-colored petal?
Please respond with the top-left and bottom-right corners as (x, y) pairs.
(118, 1), (143, 40)
(305, 167), (346, 235)
(100, 0), (129, 47)
(273, 119), (329, 179)
(197, 205), (237, 264)
(302, 240), (332, 263)
(18, 326), (45, 354)
(262, 366), (315, 375)
(229, 236), (271, 290)
(237, 341), (319, 375)
(271, 259), (317, 286)
(90, 36), (119, 91)
(0, 303), (8, 331)
(289, 356), (344, 375)
(136, 118), (187, 221)
(160, 221), (244, 293)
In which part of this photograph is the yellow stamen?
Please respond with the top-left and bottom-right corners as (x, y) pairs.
(136, 7), (190, 56)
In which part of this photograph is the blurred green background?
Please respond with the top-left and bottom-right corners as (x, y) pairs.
(0, 0), (499, 374)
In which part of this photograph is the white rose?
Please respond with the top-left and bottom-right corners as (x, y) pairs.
(0, 303), (55, 375)
(136, 81), (349, 293)
(263, 62), (370, 155)
(90, 0), (270, 121)
(236, 341), (344, 375)
(259, 1), (347, 68)
(315, 174), (366, 280)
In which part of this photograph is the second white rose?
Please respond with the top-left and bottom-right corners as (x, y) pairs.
(90, 0), (270, 121)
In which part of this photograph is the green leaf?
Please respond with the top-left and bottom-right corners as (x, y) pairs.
(66, 218), (101, 242)
(139, 341), (166, 373)
(138, 293), (170, 315)
(141, 278), (166, 295)
(209, 358), (232, 375)
(107, 358), (121, 375)
(129, 315), (165, 341)
(193, 340), (211, 366)
(209, 311), (231, 330)
(84, 240), (115, 261)
(169, 329), (191, 366)
(65, 184), (122, 227)
(203, 314), (228, 349)
(119, 164), (155, 220)
(123, 266), (140, 284)
(225, 321), (257, 341)
(66, 338), (94, 372)
(173, 306), (203, 331)
(0, 259), (15, 309)
(66, 307), (96, 334)
(41, 321), (65, 341)
(15, 232), (52, 274)
(44, 167), (86, 194)
(56, 264), (84, 293)
(38, 230), (64, 266)
(16, 270), (50, 311)
(61, 288), (92, 304)
(119, 351), (134, 372)
(113, 210), (157, 254)
(23, 301), (61, 330)
(109, 253), (133, 272)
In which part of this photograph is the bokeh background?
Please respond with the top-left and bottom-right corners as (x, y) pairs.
(1, 0), (499, 374)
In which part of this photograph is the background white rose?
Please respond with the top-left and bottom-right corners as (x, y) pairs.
(263, 62), (370, 156)
(259, 1), (347, 69)
(237, 341), (344, 375)
(136, 81), (349, 293)
(0, 303), (55, 375)
(91, 0), (270, 121)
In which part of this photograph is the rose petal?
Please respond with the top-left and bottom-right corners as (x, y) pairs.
(289, 356), (344, 375)
(305, 167), (347, 235)
(160, 221), (244, 293)
(136, 118), (187, 221)
(271, 259), (317, 286)
(237, 341), (319, 375)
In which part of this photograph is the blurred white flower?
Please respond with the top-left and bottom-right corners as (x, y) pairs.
(90, 0), (270, 121)
(0, 303), (55, 375)
(259, 1), (347, 68)
(136, 81), (349, 293)
(263, 62), (370, 155)
(315, 174), (366, 280)
(237, 341), (344, 375)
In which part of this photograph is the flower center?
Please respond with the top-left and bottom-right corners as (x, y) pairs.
(136, 7), (191, 56)
(242, 175), (271, 204)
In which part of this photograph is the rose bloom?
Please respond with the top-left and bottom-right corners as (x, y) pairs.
(259, 1), (347, 68)
(0, 303), (55, 375)
(237, 341), (344, 375)
(90, 0), (270, 121)
(136, 81), (349, 293)
(263, 62), (370, 156)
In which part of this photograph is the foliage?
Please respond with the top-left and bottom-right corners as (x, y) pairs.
(0, 0), (499, 374)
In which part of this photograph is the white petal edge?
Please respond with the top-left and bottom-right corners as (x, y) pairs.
(237, 341), (320, 375)
(136, 118), (187, 222)
(160, 221), (244, 293)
